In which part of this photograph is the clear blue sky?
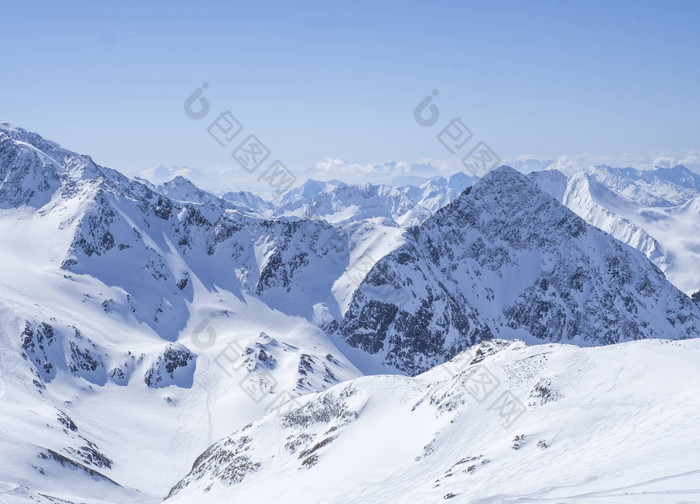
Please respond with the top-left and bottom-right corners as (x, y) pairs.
(2, 0), (699, 189)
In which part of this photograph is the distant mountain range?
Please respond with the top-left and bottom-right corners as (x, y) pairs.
(532, 164), (700, 294)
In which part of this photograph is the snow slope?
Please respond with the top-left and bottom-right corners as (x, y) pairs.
(0, 125), (363, 503)
(166, 338), (700, 504)
(532, 165), (700, 295)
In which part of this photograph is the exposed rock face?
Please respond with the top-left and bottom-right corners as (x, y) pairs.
(21, 322), (108, 385)
(144, 344), (196, 389)
(165, 339), (700, 504)
(531, 165), (700, 295)
(166, 384), (362, 500)
(335, 167), (700, 374)
(0, 131), (62, 209)
(0, 125), (349, 344)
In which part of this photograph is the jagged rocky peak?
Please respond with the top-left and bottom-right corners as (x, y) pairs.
(335, 165), (700, 374)
(0, 128), (63, 208)
(0, 123), (70, 165)
(535, 162), (700, 295)
(0, 126), (352, 339)
(0, 123), (158, 210)
(158, 175), (223, 206)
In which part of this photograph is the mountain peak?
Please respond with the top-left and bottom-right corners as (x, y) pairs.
(466, 165), (537, 200)
(335, 160), (700, 373)
(158, 175), (220, 205)
(475, 164), (525, 185)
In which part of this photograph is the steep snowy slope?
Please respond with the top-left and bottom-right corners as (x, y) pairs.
(166, 338), (700, 504)
(531, 165), (700, 294)
(1, 124), (358, 327)
(220, 189), (273, 215)
(0, 125), (363, 503)
(334, 166), (700, 374)
(157, 175), (224, 206)
(561, 172), (668, 267)
(267, 173), (479, 322)
(0, 304), (360, 503)
(586, 164), (700, 207)
(527, 169), (568, 202)
(267, 177), (464, 322)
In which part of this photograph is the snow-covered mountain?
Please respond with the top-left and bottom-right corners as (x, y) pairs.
(531, 164), (700, 295)
(0, 124), (364, 503)
(220, 189), (273, 215)
(165, 338), (700, 504)
(264, 172), (476, 226)
(278, 180), (430, 227)
(157, 175), (225, 207)
(1, 123), (699, 503)
(585, 164), (700, 207)
(333, 166), (700, 374)
(261, 173), (480, 323)
(398, 171), (477, 215)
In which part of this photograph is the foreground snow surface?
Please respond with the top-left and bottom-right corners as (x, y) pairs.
(5, 338), (700, 503)
(165, 339), (700, 504)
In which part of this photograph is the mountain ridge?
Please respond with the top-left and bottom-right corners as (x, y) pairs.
(333, 166), (700, 373)
(1, 123), (699, 503)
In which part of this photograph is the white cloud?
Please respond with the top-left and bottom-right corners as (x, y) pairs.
(137, 150), (700, 197)
(652, 150), (700, 170)
(137, 164), (281, 196)
(308, 158), (463, 185)
(138, 165), (198, 184)
(507, 150), (700, 177)
(551, 155), (586, 175)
